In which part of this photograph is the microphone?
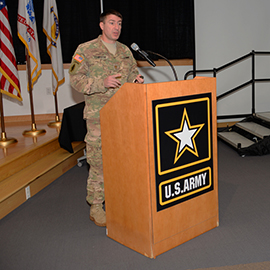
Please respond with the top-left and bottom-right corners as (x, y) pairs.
(131, 43), (156, 67)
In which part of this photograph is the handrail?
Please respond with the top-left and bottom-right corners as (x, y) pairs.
(184, 50), (270, 120)
(215, 52), (252, 74)
(184, 51), (254, 80)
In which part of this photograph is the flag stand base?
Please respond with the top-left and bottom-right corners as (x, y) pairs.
(0, 132), (18, 147)
(23, 123), (46, 137)
(47, 115), (61, 128)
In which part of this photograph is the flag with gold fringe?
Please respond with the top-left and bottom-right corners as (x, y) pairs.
(17, 0), (41, 90)
(43, 0), (65, 95)
(0, 0), (22, 101)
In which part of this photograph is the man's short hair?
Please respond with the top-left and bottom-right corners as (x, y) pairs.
(100, 9), (123, 22)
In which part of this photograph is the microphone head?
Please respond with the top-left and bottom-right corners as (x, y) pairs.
(131, 43), (139, 51)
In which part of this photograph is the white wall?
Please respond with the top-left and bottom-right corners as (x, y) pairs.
(3, 0), (270, 121)
(3, 69), (85, 117)
(194, 0), (270, 119)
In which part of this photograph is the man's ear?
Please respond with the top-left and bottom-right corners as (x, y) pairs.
(99, 22), (104, 31)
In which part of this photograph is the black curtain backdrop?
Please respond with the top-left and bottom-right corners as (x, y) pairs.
(103, 0), (195, 61)
(6, 0), (194, 64)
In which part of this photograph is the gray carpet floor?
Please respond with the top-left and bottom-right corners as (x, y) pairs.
(0, 140), (270, 270)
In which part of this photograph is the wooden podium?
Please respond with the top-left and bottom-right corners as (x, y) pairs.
(100, 77), (219, 258)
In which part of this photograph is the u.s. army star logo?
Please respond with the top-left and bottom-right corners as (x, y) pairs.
(165, 108), (204, 164)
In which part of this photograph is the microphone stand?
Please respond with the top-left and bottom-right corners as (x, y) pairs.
(146, 51), (178, 81)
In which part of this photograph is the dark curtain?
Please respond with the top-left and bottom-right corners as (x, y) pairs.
(103, 0), (195, 60)
(57, 0), (101, 63)
(6, 0), (194, 64)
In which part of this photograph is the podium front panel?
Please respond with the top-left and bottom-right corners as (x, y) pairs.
(100, 77), (219, 258)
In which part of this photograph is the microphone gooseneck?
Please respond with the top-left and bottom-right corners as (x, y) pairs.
(131, 43), (178, 81)
(131, 43), (156, 67)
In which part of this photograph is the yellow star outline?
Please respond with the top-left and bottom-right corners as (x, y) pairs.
(165, 108), (205, 164)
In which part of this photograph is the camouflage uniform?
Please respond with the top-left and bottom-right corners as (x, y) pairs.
(69, 35), (139, 205)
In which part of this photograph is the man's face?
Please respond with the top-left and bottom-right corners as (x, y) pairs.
(100, 14), (122, 43)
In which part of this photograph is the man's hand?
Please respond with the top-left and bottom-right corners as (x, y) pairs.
(104, 74), (122, 88)
(134, 74), (144, 84)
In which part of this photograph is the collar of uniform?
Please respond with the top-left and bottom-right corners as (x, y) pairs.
(97, 35), (124, 57)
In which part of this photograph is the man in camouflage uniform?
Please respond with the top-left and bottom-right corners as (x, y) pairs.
(69, 9), (144, 227)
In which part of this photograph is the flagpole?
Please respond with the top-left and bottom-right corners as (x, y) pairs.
(47, 91), (61, 128)
(0, 92), (18, 147)
(0, 0), (20, 147)
(23, 50), (46, 136)
(43, 0), (64, 129)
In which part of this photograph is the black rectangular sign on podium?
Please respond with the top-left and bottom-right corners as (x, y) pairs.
(152, 92), (213, 211)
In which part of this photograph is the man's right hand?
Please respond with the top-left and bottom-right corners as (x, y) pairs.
(104, 74), (122, 88)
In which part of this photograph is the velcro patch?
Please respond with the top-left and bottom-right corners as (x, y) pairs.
(69, 61), (80, 75)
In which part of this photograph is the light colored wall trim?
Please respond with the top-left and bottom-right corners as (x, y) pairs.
(4, 113), (63, 124)
(17, 59), (193, 71)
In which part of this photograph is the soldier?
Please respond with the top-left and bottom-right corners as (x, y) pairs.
(69, 9), (144, 227)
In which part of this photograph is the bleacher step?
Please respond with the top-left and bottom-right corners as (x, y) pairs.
(256, 112), (270, 122)
(235, 122), (270, 139)
(218, 131), (254, 148)
(0, 138), (60, 182)
(0, 141), (85, 220)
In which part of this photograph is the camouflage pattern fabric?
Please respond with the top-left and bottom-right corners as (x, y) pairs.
(85, 118), (104, 204)
(69, 35), (139, 205)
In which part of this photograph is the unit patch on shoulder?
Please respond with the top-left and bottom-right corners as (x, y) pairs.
(74, 54), (84, 63)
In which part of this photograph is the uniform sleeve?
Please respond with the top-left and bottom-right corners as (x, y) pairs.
(125, 49), (139, 83)
(69, 51), (108, 95)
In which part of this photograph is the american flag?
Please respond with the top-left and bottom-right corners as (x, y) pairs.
(0, 0), (22, 101)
